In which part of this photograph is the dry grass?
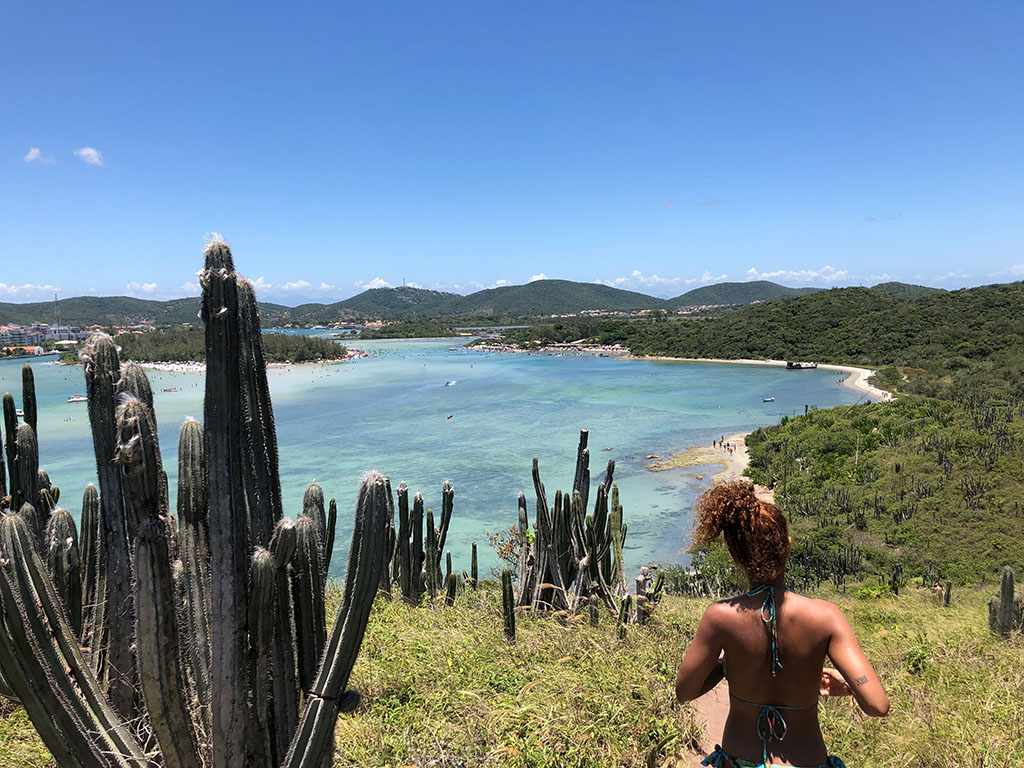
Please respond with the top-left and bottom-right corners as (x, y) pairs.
(0, 583), (1019, 767)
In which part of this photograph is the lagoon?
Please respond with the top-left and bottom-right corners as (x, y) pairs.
(0, 338), (867, 579)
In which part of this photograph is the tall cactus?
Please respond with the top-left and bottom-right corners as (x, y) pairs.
(3, 392), (18, 504)
(115, 396), (202, 768)
(15, 424), (41, 536)
(44, 506), (83, 638)
(175, 418), (211, 729)
(79, 484), (100, 643)
(988, 565), (1024, 637)
(21, 364), (37, 434)
(81, 332), (137, 720)
(501, 567), (516, 642)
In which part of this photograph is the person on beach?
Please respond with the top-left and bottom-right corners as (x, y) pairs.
(675, 481), (889, 767)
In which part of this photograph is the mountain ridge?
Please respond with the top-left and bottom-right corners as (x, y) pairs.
(0, 279), (958, 327)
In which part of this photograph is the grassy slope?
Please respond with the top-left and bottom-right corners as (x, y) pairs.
(1, 585), (1020, 768)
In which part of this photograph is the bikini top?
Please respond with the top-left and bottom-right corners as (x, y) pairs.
(723, 585), (815, 767)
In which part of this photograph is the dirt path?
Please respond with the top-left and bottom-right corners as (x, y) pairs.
(687, 682), (731, 765)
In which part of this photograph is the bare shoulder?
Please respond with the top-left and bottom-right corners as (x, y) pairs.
(783, 592), (846, 629)
(700, 598), (735, 627)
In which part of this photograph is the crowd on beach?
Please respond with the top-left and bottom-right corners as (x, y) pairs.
(712, 436), (738, 455)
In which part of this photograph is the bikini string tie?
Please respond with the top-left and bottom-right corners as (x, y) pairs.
(746, 584), (781, 676)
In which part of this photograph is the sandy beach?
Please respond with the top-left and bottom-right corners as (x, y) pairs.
(625, 355), (893, 402)
(648, 431), (774, 503)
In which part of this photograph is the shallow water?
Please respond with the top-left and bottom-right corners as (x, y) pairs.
(0, 341), (866, 578)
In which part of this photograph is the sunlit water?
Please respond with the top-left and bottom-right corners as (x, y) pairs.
(0, 339), (867, 579)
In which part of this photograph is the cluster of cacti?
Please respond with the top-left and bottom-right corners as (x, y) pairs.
(391, 479), (457, 604)
(0, 239), (389, 767)
(514, 430), (630, 617)
(988, 565), (1023, 637)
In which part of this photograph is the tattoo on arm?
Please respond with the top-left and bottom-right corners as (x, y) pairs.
(853, 675), (869, 686)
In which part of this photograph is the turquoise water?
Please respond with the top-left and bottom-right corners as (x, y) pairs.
(0, 342), (866, 578)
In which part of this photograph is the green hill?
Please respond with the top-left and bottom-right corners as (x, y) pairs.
(332, 286), (461, 319)
(0, 296), (294, 328)
(869, 281), (946, 301)
(667, 280), (819, 307)
(513, 281), (1024, 373)
(448, 279), (666, 316)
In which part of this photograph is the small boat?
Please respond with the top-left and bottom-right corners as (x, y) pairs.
(15, 408), (24, 418)
(445, 380), (457, 387)
(67, 394), (88, 403)
(762, 396), (775, 402)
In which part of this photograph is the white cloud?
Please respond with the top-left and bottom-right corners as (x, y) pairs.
(683, 270), (729, 286)
(126, 282), (158, 294)
(744, 265), (850, 285)
(23, 147), (54, 165)
(0, 282), (62, 301)
(354, 277), (392, 290)
(931, 269), (971, 283)
(989, 264), (1024, 278)
(73, 147), (103, 166)
(868, 273), (898, 282)
(528, 273), (548, 283)
(492, 279), (511, 288)
(594, 269), (730, 295)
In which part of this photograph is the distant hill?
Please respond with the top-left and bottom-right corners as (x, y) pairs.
(0, 295), (293, 328)
(0, 278), (983, 328)
(446, 279), (665, 316)
(667, 280), (819, 307)
(869, 282), (946, 301)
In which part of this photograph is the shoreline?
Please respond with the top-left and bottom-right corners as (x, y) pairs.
(51, 349), (371, 372)
(648, 431), (774, 503)
(621, 354), (893, 403)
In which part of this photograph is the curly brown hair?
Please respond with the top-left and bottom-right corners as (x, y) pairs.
(692, 480), (790, 585)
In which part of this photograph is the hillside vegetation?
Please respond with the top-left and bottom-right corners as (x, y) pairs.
(2, 280), (949, 327)
(667, 280), (819, 307)
(57, 327), (348, 364)
(1, 585), (1018, 768)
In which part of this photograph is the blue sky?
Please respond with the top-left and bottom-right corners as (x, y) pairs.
(2, 2), (1022, 304)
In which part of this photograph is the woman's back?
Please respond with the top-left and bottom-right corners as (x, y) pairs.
(716, 589), (834, 766)
(675, 482), (888, 768)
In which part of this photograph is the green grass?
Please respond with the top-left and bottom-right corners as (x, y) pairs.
(1, 584), (1020, 767)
